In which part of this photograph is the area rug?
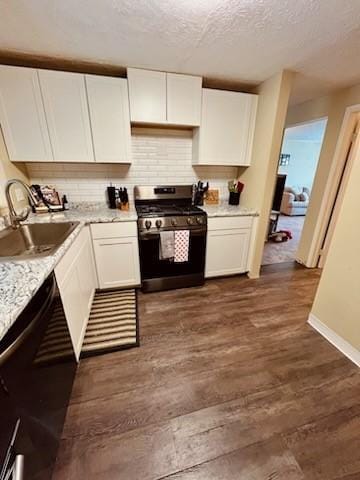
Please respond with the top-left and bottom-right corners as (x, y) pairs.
(81, 289), (139, 358)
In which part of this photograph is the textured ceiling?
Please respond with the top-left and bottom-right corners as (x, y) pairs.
(0, 0), (360, 104)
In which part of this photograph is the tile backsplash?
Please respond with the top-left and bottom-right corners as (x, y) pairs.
(27, 128), (238, 204)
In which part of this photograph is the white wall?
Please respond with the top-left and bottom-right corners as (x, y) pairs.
(279, 139), (322, 190)
(0, 130), (29, 211)
(286, 82), (360, 266)
(278, 118), (327, 191)
(310, 133), (360, 352)
(239, 70), (293, 278)
(26, 127), (237, 203)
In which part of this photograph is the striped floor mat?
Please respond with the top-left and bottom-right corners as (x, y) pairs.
(81, 289), (139, 358)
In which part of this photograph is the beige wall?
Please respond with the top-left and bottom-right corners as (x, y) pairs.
(286, 82), (360, 266)
(0, 130), (29, 211)
(311, 135), (360, 350)
(240, 70), (293, 277)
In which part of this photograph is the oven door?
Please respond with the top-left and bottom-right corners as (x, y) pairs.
(139, 228), (206, 292)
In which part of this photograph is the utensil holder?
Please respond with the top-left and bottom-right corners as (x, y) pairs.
(229, 192), (240, 205)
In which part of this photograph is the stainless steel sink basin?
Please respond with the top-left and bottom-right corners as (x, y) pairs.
(0, 222), (79, 260)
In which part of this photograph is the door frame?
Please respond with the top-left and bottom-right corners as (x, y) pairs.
(305, 104), (360, 268)
(318, 117), (359, 267)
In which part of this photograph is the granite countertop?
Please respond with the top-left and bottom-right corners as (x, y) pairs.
(26, 202), (138, 224)
(0, 222), (84, 341)
(0, 203), (138, 341)
(200, 203), (258, 217)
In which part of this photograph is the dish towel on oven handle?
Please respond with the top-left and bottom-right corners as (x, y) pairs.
(159, 231), (175, 260)
(174, 230), (190, 263)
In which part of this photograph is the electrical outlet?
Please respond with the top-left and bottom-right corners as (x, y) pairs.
(15, 188), (25, 202)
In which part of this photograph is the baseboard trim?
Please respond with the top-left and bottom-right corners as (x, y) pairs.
(308, 313), (360, 367)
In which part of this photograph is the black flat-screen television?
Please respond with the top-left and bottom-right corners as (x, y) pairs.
(272, 174), (286, 212)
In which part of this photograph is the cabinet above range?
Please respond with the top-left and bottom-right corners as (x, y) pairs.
(127, 68), (202, 126)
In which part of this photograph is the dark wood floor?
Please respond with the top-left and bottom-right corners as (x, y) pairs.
(53, 264), (360, 480)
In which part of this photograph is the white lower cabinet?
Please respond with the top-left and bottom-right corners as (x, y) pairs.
(205, 216), (253, 278)
(55, 226), (97, 360)
(91, 222), (140, 289)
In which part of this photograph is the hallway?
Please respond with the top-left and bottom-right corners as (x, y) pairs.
(262, 215), (305, 265)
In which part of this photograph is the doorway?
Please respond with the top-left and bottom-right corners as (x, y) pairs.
(262, 118), (327, 266)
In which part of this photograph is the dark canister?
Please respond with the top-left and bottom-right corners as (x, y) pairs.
(229, 191), (240, 205)
(107, 186), (117, 209)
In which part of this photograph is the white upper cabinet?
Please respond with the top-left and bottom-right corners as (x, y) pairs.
(85, 75), (132, 163)
(38, 69), (94, 162)
(0, 65), (53, 162)
(127, 68), (167, 123)
(166, 73), (202, 126)
(127, 68), (202, 126)
(192, 88), (258, 166)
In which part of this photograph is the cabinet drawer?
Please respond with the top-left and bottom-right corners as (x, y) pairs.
(90, 222), (137, 239)
(208, 216), (253, 231)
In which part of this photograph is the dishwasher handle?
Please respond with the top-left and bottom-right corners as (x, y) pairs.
(3, 455), (24, 480)
(12, 455), (24, 480)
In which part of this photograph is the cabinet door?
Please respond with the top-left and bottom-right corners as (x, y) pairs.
(77, 229), (97, 313)
(205, 229), (251, 278)
(86, 75), (132, 163)
(55, 226), (96, 359)
(166, 73), (202, 126)
(127, 68), (166, 123)
(93, 237), (140, 289)
(0, 65), (53, 162)
(193, 88), (258, 166)
(38, 70), (94, 162)
(59, 265), (86, 359)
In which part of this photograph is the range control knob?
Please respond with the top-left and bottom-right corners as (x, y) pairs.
(171, 218), (177, 226)
(145, 220), (151, 230)
(155, 219), (162, 229)
(196, 217), (203, 225)
(187, 217), (194, 225)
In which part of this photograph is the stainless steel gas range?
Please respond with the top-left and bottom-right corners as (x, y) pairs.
(134, 185), (207, 292)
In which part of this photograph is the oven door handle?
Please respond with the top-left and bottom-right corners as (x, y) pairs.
(140, 229), (206, 240)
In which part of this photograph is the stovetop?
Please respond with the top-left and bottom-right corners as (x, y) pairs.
(136, 203), (205, 218)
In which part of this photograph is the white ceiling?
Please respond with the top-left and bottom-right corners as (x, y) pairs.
(0, 0), (360, 105)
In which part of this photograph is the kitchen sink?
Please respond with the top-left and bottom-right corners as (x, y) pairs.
(0, 221), (79, 260)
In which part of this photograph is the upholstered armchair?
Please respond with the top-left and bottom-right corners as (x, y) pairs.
(280, 187), (310, 216)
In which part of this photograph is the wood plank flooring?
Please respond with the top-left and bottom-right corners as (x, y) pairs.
(52, 264), (360, 480)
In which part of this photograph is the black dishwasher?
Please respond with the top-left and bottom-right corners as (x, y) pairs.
(0, 273), (77, 480)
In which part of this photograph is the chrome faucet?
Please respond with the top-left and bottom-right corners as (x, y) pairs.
(5, 179), (39, 228)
